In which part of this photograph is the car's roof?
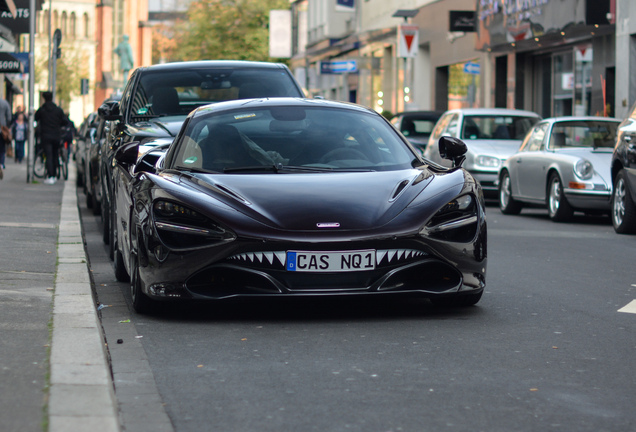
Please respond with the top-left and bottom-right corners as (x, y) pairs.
(538, 116), (621, 123)
(445, 107), (541, 117)
(134, 60), (291, 73)
(394, 110), (444, 117)
(190, 97), (378, 118)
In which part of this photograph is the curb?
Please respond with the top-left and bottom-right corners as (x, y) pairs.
(48, 165), (120, 432)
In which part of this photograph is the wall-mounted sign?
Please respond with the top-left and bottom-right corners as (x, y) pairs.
(336, 0), (354, 12)
(0, 52), (23, 73)
(450, 11), (476, 32)
(320, 60), (357, 74)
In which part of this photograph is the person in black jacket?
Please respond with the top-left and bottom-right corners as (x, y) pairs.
(35, 91), (67, 184)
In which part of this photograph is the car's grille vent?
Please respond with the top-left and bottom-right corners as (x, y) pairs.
(226, 249), (428, 269)
(215, 184), (250, 204)
(390, 180), (410, 201)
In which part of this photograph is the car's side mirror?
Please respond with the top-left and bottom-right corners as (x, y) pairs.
(98, 101), (121, 121)
(114, 141), (140, 166)
(439, 136), (467, 168)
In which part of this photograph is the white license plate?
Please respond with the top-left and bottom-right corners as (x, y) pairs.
(286, 250), (376, 272)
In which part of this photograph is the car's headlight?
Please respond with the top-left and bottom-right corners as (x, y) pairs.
(422, 195), (478, 242)
(574, 159), (593, 180)
(474, 155), (501, 169)
(153, 200), (236, 249)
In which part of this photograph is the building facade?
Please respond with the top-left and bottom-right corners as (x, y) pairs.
(290, 0), (633, 122)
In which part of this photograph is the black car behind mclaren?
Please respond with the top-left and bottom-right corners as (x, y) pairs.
(112, 98), (487, 314)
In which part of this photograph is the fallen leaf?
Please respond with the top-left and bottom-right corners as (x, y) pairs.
(530, 388), (538, 391)
(119, 319), (131, 323)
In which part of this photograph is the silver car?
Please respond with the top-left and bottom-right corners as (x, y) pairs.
(424, 108), (540, 197)
(498, 116), (621, 221)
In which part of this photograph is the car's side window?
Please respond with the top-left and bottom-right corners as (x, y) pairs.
(522, 123), (548, 152)
(431, 113), (452, 140)
(446, 114), (459, 137)
(629, 102), (636, 120)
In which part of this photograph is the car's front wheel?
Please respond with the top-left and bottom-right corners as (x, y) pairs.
(130, 255), (156, 314)
(499, 170), (522, 215)
(611, 170), (636, 234)
(547, 173), (573, 222)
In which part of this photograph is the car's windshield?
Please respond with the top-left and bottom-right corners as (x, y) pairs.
(129, 67), (302, 121)
(461, 115), (539, 140)
(171, 106), (416, 173)
(549, 120), (619, 149)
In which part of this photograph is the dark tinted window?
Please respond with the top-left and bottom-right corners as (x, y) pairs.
(129, 67), (302, 121)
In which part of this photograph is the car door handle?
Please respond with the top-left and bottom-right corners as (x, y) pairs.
(516, 159), (522, 163)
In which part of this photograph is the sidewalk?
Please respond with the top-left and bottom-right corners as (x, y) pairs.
(0, 158), (119, 432)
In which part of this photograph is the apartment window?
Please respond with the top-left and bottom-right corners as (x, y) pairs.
(70, 12), (76, 37)
(84, 13), (90, 39)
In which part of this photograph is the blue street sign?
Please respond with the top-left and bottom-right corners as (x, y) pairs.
(463, 62), (480, 75)
(320, 60), (358, 74)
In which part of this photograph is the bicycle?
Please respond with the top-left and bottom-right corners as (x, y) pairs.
(33, 141), (69, 181)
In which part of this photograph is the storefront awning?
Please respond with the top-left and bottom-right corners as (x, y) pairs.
(0, 52), (23, 73)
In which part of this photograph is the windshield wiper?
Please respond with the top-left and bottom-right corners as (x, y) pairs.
(223, 164), (335, 173)
(175, 166), (220, 174)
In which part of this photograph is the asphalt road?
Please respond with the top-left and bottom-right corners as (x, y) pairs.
(79, 186), (636, 432)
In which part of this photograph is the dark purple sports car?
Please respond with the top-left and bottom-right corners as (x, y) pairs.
(112, 98), (487, 314)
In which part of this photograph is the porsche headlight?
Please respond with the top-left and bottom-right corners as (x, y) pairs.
(153, 200), (236, 249)
(422, 195), (478, 242)
(474, 155), (501, 169)
(574, 159), (593, 180)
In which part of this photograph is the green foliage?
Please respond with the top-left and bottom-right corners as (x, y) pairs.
(165, 0), (289, 63)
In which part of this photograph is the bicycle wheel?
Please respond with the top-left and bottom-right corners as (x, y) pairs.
(33, 149), (47, 178)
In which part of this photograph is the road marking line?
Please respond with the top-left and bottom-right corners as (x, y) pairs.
(618, 300), (636, 314)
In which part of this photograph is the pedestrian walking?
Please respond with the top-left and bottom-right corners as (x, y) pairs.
(0, 96), (11, 174)
(11, 111), (27, 163)
(35, 92), (67, 185)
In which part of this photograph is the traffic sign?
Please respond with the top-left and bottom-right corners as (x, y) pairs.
(463, 62), (480, 75)
(398, 24), (419, 58)
(320, 60), (358, 74)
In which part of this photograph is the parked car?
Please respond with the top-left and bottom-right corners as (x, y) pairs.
(97, 60), (306, 260)
(111, 98), (487, 314)
(74, 112), (98, 189)
(610, 103), (636, 233)
(424, 108), (541, 197)
(390, 110), (443, 152)
(498, 116), (621, 221)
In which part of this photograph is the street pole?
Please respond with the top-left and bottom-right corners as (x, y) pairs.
(26, 0), (35, 183)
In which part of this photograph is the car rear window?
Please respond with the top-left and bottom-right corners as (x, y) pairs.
(129, 67), (303, 121)
(462, 115), (539, 140)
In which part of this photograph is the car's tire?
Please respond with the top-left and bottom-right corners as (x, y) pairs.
(91, 191), (100, 216)
(547, 173), (573, 222)
(113, 233), (129, 282)
(130, 255), (156, 314)
(499, 170), (522, 215)
(108, 207), (115, 260)
(101, 191), (110, 245)
(86, 189), (93, 209)
(430, 291), (483, 307)
(611, 170), (636, 234)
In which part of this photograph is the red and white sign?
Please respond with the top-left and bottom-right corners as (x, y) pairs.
(398, 24), (419, 58)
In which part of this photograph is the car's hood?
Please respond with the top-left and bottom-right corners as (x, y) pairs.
(127, 117), (186, 138)
(184, 170), (436, 231)
(465, 139), (523, 158)
(554, 148), (613, 178)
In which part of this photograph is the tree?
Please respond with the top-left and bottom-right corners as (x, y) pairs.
(154, 0), (289, 63)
